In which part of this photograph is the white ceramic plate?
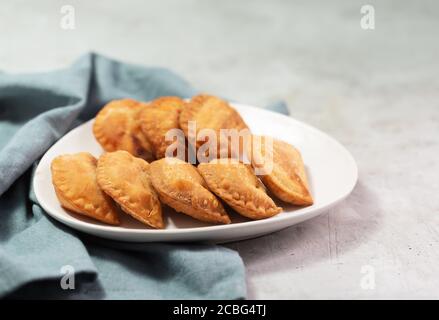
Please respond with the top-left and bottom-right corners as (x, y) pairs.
(33, 103), (357, 243)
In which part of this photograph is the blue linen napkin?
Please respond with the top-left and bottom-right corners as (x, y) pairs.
(0, 53), (249, 299)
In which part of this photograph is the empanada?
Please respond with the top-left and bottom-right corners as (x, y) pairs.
(248, 136), (313, 205)
(93, 99), (154, 162)
(198, 159), (282, 219)
(51, 152), (120, 225)
(96, 150), (164, 229)
(179, 94), (250, 160)
(140, 96), (186, 159)
(150, 158), (230, 224)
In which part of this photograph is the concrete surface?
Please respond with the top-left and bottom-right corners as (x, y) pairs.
(1, 0), (439, 299)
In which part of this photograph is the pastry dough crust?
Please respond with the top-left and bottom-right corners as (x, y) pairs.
(96, 150), (164, 229)
(93, 99), (154, 162)
(140, 96), (186, 159)
(150, 158), (230, 224)
(248, 136), (313, 205)
(179, 94), (250, 159)
(51, 152), (120, 225)
(198, 159), (282, 219)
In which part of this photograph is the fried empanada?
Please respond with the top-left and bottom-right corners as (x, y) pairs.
(198, 159), (282, 219)
(140, 96), (186, 159)
(93, 99), (154, 162)
(51, 152), (120, 225)
(149, 158), (230, 224)
(248, 136), (313, 206)
(96, 150), (164, 229)
(179, 94), (250, 160)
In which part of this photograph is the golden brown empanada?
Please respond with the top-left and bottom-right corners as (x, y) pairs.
(51, 152), (120, 225)
(198, 159), (282, 219)
(149, 158), (230, 224)
(96, 150), (164, 229)
(179, 94), (250, 160)
(140, 96), (186, 159)
(248, 136), (313, 206)
(93, 99), (154, 162)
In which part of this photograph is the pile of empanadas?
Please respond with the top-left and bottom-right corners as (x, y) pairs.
(50, 94), (313, 228)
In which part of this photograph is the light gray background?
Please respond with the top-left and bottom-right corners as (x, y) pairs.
(1, 0), (438, 299)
